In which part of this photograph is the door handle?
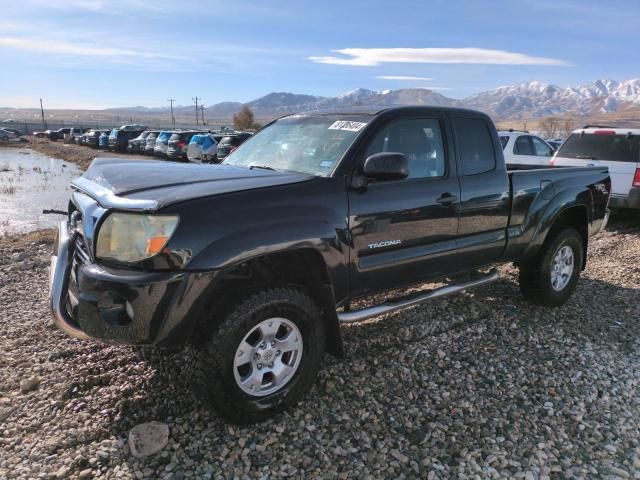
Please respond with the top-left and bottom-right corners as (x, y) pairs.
(436, 193), (458, 206)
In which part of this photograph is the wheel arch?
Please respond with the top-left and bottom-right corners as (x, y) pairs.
(518, 184), (592, 268)
(523, 202), (590, 269)
(192, 247), (344, 358)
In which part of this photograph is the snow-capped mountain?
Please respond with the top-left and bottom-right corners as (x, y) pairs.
(205, 87), (454, 117)
(95, 77), (640, 121)
(465, 78), (640, 118)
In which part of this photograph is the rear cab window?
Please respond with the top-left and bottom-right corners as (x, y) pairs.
(557, 132), (640, 162)
(454, 117), (496, 175)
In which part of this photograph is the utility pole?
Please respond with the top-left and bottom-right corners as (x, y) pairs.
(39, 98), (47, 129)
(167, 98), (176, 127)
(192, 96), (201, 126)
(200, 104), (206, 125)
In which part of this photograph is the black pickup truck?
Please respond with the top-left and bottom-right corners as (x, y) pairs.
(49, 106), (610, 423)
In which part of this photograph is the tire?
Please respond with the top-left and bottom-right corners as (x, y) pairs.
(518, 228), (584, 307)
(192, 288), (325, 424)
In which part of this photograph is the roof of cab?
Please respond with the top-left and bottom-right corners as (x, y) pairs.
(572, 126), (640, 135)
(294, 105), (490, 118)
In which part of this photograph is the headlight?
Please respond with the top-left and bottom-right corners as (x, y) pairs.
(96, 213), (179, 263)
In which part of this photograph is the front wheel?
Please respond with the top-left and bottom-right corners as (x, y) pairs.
(192, 288), (325, 424)
(518, 228), (584, 306)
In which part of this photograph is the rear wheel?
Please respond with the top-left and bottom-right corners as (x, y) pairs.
(518, 228), (584, 306)
(191, 288), (325, 424)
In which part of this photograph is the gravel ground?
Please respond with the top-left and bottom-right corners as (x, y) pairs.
(0, 216), (639, 479)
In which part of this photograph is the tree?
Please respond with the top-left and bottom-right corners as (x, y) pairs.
(560, 118), (575, 138)
(233, 106), (261, 131)
(539, 116), (561, 139)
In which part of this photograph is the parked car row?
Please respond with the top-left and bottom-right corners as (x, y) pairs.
(501, 126), (640, 210)
(0, 127), (23, 141)
(65, 124), (253, 163)
(42, 127), (84, 142)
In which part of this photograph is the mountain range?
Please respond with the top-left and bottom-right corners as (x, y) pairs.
(119, 77), (640, 122)
(464, 78), (640, 119)
(4, 77), (640, 124)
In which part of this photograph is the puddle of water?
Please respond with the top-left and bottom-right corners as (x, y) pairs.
(0, 148), (82, 235)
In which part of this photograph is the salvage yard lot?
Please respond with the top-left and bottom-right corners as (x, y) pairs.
(0, 216), (639, 479)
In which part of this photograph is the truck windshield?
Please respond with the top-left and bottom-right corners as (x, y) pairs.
(223, 115), (370, 176)
(557, 133), (640, 162)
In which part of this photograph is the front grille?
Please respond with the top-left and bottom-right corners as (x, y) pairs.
(68, 208), (91, 264)
(74, 234), (91, 264)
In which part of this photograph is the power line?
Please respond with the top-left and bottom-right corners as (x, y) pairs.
(192, 96), (201, 126)
(167, 98), (175, 126)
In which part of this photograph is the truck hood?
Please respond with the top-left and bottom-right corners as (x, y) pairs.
(71, 157), (313, 211)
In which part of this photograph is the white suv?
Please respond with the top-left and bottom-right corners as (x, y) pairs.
(552, 126), (640, 209)
(499, 130), (555, 169)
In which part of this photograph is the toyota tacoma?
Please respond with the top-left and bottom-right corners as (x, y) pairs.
(49, 106), (611, 423)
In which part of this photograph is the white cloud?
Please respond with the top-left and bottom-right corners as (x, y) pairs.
(0, 36), (179, 60)
(310, 48), (569, 67)
(376, 75), (434, 81)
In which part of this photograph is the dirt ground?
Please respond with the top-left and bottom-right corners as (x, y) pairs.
(1, 138), (149, 171)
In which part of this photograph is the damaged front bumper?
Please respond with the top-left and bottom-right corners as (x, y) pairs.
(49, 220), (90, 340)
(48, 220), (220, 345)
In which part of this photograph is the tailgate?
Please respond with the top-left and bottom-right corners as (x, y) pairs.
(554, 157), (636, 195)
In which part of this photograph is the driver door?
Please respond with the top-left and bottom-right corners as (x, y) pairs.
(347, 115), (460, 297)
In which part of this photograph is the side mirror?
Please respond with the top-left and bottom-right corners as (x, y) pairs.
(362, 152), (409, 181)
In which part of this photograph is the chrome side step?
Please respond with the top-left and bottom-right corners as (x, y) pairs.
(337, 269), (499, 324)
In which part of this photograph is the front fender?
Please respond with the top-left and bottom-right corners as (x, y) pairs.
(187, 218), (349, 302)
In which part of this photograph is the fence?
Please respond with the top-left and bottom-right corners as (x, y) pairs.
(3, 120), (232, 135)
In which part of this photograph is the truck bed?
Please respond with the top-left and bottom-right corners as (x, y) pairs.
(504, 165), (611, 260)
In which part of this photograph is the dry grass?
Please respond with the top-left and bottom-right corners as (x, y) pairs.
(0, 227), (55, 248)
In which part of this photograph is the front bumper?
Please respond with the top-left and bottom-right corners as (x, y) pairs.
(49, 221), (220, 345)
(49, 220), (90, 339)
(609, 187), (640, 209)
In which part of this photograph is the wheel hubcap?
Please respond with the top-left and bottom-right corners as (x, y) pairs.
(550, 245), (574, 292)
(233, 317), (303, 397)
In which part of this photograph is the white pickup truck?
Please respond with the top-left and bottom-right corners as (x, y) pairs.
(551, 126), (640, 209)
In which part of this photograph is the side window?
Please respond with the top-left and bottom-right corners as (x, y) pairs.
(454, 117), (496, 176)
(514, 135), (534, 155)
(531, 136), (553, 157)
(499, 136), (509, 150)
(365, 118), (446, 179)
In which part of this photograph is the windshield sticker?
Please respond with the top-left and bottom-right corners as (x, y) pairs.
(319, 160), (334, 168)
(328, 120), (367, 132)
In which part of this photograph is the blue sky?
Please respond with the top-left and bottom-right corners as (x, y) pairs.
(1, 0), (639, 109)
